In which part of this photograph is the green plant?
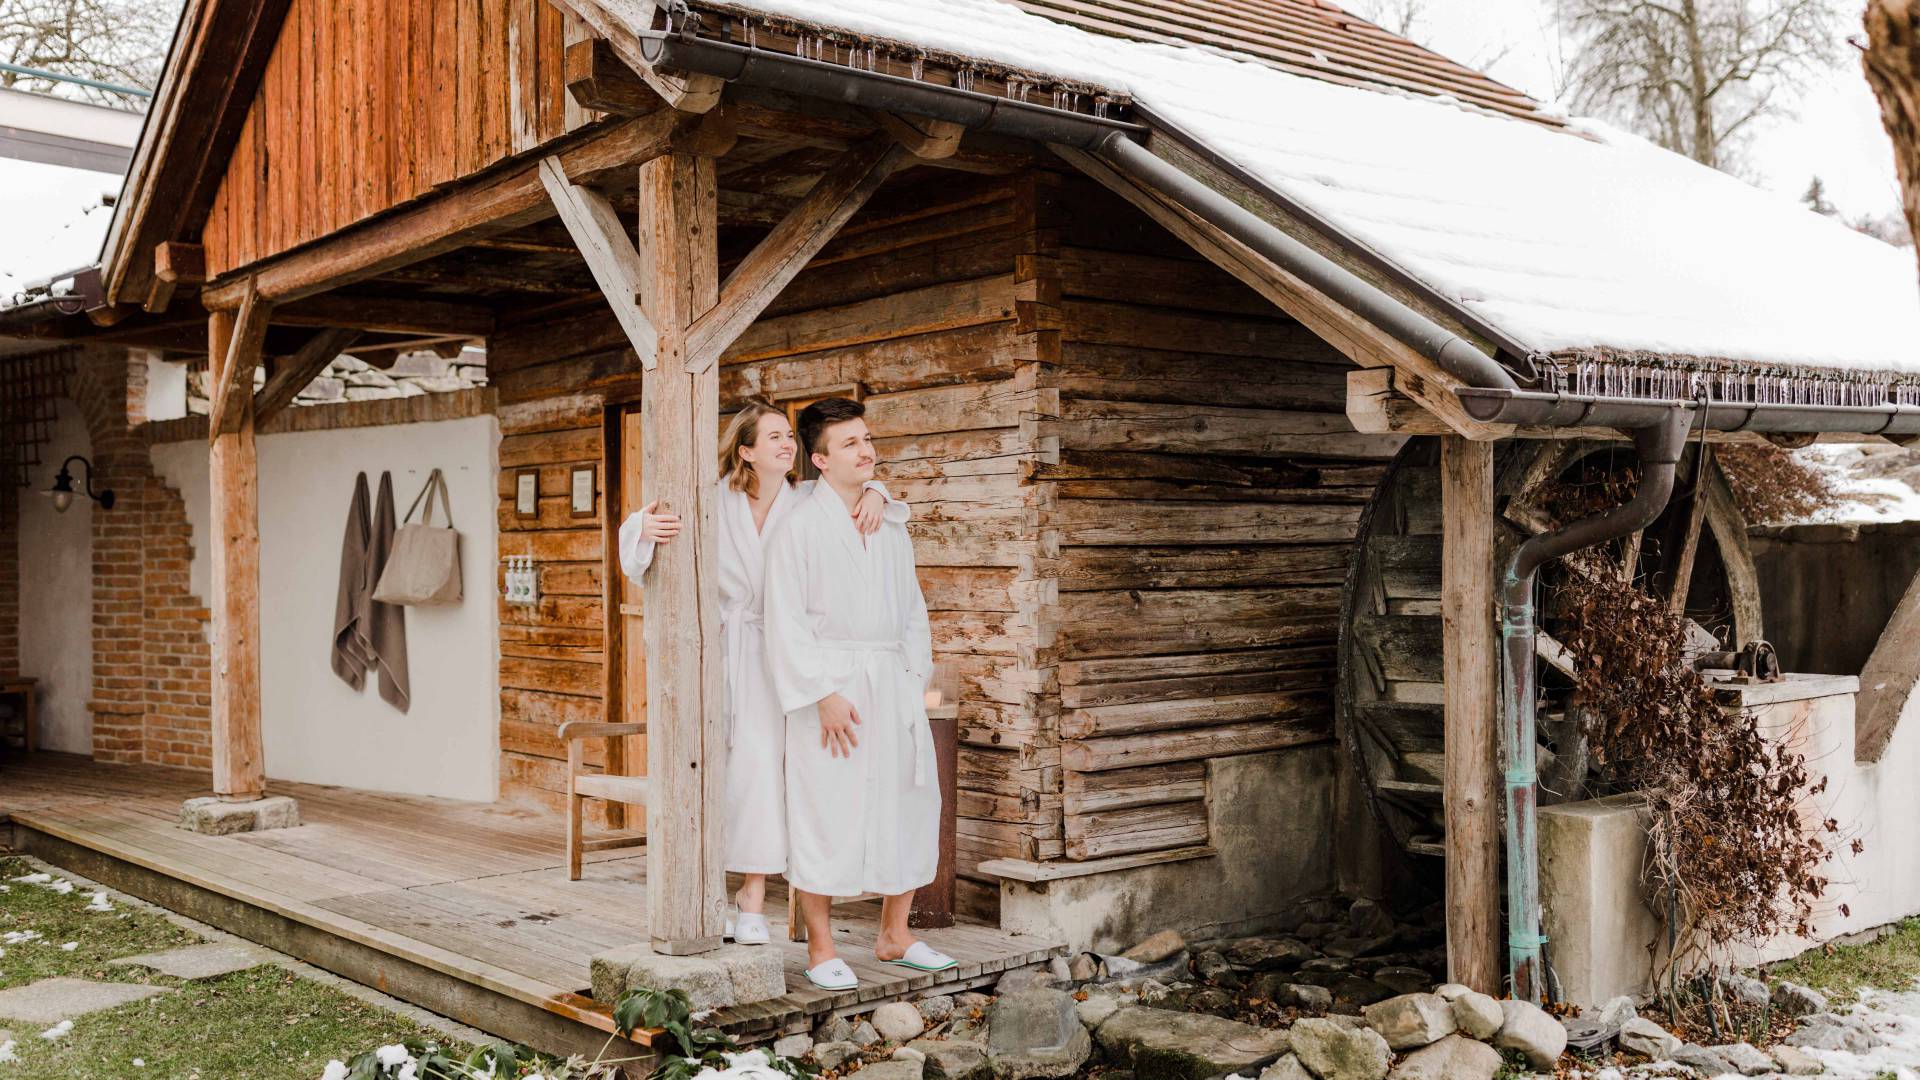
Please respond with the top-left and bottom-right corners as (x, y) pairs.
(330, 1038), (587, 1079)
(613, 987), (813, 1080)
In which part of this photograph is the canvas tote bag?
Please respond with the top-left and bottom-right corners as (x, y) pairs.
(373, 469), (464, 607)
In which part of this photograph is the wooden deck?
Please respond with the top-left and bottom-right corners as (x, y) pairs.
(0, 754), (1060, 1059)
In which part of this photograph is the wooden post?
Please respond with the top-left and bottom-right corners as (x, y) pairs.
(208, 310), (266, 801)
(1440, 435), (1500, 992)
(636, 150), (726, 955)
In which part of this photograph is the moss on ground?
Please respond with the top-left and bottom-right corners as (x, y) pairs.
(0, 856), (469, 1079)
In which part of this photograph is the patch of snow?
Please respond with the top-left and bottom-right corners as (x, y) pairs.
(133, 1059), (144, 1067)
(1792, 444), (1920, 524)
(0, 1039), (15, 1063)
(3, 930), (42, 945)
(689, 1049), (805, 1080)
(676, 0), (1920, 375)
(38, 1019), (72, 1041)
(374, 1044), (412, 1068)
(0, 156), (118, 307)
(1785, 988), (1920, 1078)
(319, 1062), (349, 1080)
(11, 873), (51, 884)
(85, 892), (112, 912)
(59, 942), (77, 952)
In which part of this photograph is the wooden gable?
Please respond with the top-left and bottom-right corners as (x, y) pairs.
(202, 0), (583, 280)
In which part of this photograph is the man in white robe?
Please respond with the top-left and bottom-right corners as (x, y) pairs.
(763, 397), (953, 987)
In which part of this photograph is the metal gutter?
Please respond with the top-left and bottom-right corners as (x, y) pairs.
(1458, 386), (1920, 436)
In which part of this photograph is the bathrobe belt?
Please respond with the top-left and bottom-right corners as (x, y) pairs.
(720, 608), (764, 750)
(817, 637), (929, 787)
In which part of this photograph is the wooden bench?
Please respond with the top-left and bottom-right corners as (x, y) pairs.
(559, 721), (648, 880)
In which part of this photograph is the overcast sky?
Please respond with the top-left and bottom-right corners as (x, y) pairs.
(1401, 1), (1901, 222)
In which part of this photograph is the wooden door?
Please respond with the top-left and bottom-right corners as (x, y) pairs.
(602, 401), (647, 832)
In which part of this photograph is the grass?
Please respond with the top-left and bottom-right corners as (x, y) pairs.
(1766, 915), (1920, 1007)
(0, 857), (471, 1079)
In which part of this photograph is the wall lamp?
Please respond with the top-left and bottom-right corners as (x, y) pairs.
(46, 455), (113, 513)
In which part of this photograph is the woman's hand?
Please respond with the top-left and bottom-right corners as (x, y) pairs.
(818, 693), (861, 758)
(852, 488), (888, 536)
(640, 500), (682, 545)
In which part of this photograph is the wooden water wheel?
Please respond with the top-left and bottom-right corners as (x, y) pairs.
(1337, 435), (1763, 862)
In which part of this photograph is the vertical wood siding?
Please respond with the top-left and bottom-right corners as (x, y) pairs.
(203, 0), (576, 278)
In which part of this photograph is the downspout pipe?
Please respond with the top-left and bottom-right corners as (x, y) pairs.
(1499, 408), (1689, 1002)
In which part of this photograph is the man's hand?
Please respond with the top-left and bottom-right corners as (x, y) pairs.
(851, 488), (887, 536)
(639, 499), (682, 544)
(818, 693), (861, 757)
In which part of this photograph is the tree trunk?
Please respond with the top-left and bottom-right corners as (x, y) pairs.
(1865, 1), (1920, 254)
(1681, 0), (1717, 168)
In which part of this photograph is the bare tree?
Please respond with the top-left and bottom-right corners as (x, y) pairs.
(1559, 0), (1842, 173)
(1351, 0), (1429, 40)
(0, 0), (175, 105)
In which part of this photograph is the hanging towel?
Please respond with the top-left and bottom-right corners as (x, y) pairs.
(368, 472), (411, 713)
(331, 473), (374, 690)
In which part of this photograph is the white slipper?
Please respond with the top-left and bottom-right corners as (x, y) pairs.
(806, 958), (858, 992)
(733, 912), (771, 946)
(882, 941), (957, 973)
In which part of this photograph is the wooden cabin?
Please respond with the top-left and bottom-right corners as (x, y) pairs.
(8, 0), (1920, 1053)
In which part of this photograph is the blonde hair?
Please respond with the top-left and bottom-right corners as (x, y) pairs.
(719, 399), (791, 498)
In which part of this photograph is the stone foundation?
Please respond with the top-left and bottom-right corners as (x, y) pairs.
(179, 795), (300, 835)
(590, 942), (786, 1010)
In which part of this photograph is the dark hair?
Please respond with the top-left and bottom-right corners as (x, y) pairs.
(797, 397), (865, 457)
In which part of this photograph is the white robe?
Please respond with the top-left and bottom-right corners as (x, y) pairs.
(763, 479), (938, 898)
(617, 478), (905, 876)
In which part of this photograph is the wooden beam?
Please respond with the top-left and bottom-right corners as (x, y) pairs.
(545, 0), (724, 115)
(199, 109), (734, 311)
(637, 149), (727, 954)
(209, 309), (266, 802)
(685, 136), (909, 372)
(254, 327), (363, 424)
(866, 110), (965, 160)
(210, 283), (270, 438)
(145, 241), (207, 313)
(1440, 435), (1500, 994)
(565, 37), (660, 115)
(539, 155), (662, 369)
(273, 294), (496, 337)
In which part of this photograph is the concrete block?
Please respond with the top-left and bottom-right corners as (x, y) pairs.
(1538, 793), (1657, 1007)
(178, 795), (300, 835)
(589, 943), (786, 1010)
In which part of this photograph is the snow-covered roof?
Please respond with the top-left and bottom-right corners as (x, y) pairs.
(0, 154), (120, 308)
(679, 0), (1920, 379)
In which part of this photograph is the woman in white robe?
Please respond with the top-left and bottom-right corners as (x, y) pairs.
(617, 399), (905, 944)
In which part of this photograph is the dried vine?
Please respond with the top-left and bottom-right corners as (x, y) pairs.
(1715, 442), (1841, 524)
(1541, 468), (1846, 981)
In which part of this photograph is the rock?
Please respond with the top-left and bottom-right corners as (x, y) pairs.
(1255, 978), (1332, 1012)
(1432, 983), (1472, 1002)
(1228, 937), (1316, 971)
(1187, 988), (1235, 1014)
(1785, 1012), (1880, 1053)
(1258, 1054), (1314, 1080)
(1363, 993), (1457, 1050)
(997, 962), (1059, 993)
(1450, 991), (1504, 1041)
(1771, 981), (1829, 1018)
(1194, 951), (1237, 982)
(1705, 1042), (1774, 1076)
(179, 794), (300, 835)
(1349, 899), (1397, 940)
(1047, 957), (1073, 984)
(1386, 1035), (1502, 1080)
(852, 1020), (883, 1047)
(1074, 988), (1132, 1031)
(1619, 1017), (1683, 1061)
(814, 1042), (862, 1070)
(1300, 957), (1352, 974)
(773, 1034), (813, 1060)
(1598, 996), (1639, 1032)
(987, 989), (1092, 1079)
(818, 1016), (856, 1044)
(1492, 999), (1566, 1070)
(1723, 974), (1771, 1009)
(1142, 983), (1191, 1009)
(1124, 930), (1188, 964)
(1330, 976), (1395, 1007)
(591, 943), (784, 1011)
(911, 1039), (991, 1080)
(1371, 967), (1434, 996)
(1068, 953), (1101, 983)
(918, 996), (956, 1025)
(1769, 1044), (1823, 1075)
(874, 1002), (928, 1043)
(1096, 1007), (1293, 1080)
(894, 1047), (929, 1064)
(1670, 1044), (1735, 1077)
(1288, 1017), (1390, 1080)
(956, 992), (993, 1012)
(860, 1060), (925, 1080)
(1323, 934), (1399, 960)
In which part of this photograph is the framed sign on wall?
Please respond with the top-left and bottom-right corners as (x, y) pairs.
(570, 464), (597, 518)
(514, 470), (538, 518)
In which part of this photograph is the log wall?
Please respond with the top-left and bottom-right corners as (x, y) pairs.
(1029, 175), (1403, 862)
(203, 0), (579, 277)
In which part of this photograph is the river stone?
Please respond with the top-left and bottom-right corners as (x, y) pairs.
(1372, 967), (1435, 996)
(1619, 1017), (1683, 1060)
(919, 996), (956, 1025)
(852, 1020), (883, 1047)
(1124, 931), (1188, 964)
(814, 1042), (862, 1070)
(817, 1016), (856, 1043)
(1331, 976), (1394, 1007)
(1771, 981), (1829, 1018)
(911, 1039), (991, 1080)
(861, 1059), (925, 1080)
(873, 1002), (928, 1043)
(1259, 1054), (1313, 1080)
(773, 1034), (813, 1060)
(1229, 937), (1316, 971)
(1288, 1017), (1390, 1080)
(1074, 987), (1133, 1031)
(1386, 1034), (1502, 1080)
(1673, 1044), (1737, 1077)
(1723, 974), (1771, 1009)
(1493, 999), (1566, 1069)
(1194, 951), (1236, 982)
(1770, 1044), (1824, 1075)
(1451, 991), (1504, 1041)
(987, 989), (1091, 1079)
(1095, 1006), (1293, 1080)
(1706, 1041), (1775, 1076)
(1785, 1012), (1879, 1053)
(1363, 993), (1457, 1050)
(1255, 977), (1332, 1012)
